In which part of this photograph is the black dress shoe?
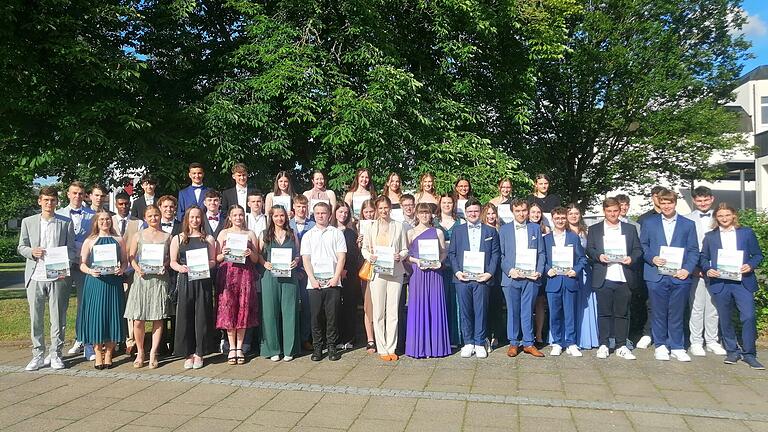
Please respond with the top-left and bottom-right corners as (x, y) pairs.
(724, 352), (742, 364)
(94, 364), (104, 370)
(311, 349), (323, 361)
(743, 355), (765, 370)
(328, 347), (341, 361)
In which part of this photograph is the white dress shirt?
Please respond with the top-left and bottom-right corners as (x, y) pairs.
(31, 216), (57, 282)
(207, 212), (220, 232)
(467, 222), (482, 252)
(236, 186), (247, 209)
(145, 194), (155, 206)
(514, 222), (528, 256)
(604, 221), (626, 283)
(719, 227), (737, 251)
(662, 214), (677, 245)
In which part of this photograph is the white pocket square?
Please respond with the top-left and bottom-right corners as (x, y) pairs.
(484, 237), (493, 241)
(531, 235), (536, 240)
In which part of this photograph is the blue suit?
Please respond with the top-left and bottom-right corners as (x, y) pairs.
(447, 223), (500, 345)
(499, 221), (545, 347)
(640, 213), (699, 349)
(176, 185), (209, 222)
(544, 231), (587, 347)
(701, 227), (763, 357)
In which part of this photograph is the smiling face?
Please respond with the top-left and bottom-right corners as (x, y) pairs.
(529, 206), (542, 223)
(567, 207), (581, 226)
(361, 204), (376, 220)
(440, 196), (454, 215)
(513, 204), (528, 224)
(229, 207), (245, 228)
(204, 196), (220, 214)
(421, 175), (434, 193)
(715, 207), (736, 229)
(499, 180), (512, 198)
(312, 172), (326, 189)
(232, 171), (248, 188)
(96, 213), (112, 233)
(187, 208), (202, 230)
(455, 180), (470, 198)
(38, 194), (58, 214)
(335, 205), (350, 226)
(693, 195), (714, 213)
(484, 207), (497, 225)
(401, 199), (415, 217)
(142, 181), (156, 195)
(417, 208), (431, 225)
(358, 171), (370, 189)
(277, 176), (290, 193)
(464, 204), (481, 224)
(294, 201), (308, 219)
(67, 185), (85, 208)
(160, 200), (176, 221)
(552, 212), (567, 230)
(271, 207), (287, 228)
(387, 174), (401, 193)
(189, 167), (204, 186)
(115, 198), (130, 218)
(376, 200), (391, 220)
(659, 198), (676, 218)
(145, 207), (161, 229)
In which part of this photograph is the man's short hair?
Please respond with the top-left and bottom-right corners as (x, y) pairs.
(464, 197), (482, 210)
(247, 190), (263, 199)
(657, 189), (678, 203)
(68, 181), (86, 191)
(140, 173), (158, 185)
(232, 163), (248, 174)
(189, 162), (204, 171)
(313, 201), (331, 212)
(551, 206), (567, 216)
(603, 197), (620, 209)
(614, 194), (630, 205)
(115, 191), (130, 202)
(157, 195), (177, 207)
(650, 185), (665, 196)
(400, 194), (415, 204)
(204, 189), (221, 200)
(691, 186), (713, 199)
(293, 194), (309, 205)
(91, 183), (110, 195)
(39, 186), (58, 198)
(510, 198), (528, 209)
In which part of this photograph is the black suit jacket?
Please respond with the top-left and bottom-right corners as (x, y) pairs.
(129, 195), (155, 219)
(221, 187), (257, 213)
(204, 213), (227, 239)
(586, 221), (643, 289)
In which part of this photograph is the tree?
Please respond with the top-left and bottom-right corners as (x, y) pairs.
(520, 0), (751, 208)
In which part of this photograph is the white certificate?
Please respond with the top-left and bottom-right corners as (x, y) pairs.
(352, 195), (368, 217)
(390, 208), (404, 222)
(658, 246), (685, 276)
(273, 195), (292, 212)
(358, 219), (374, 235)
(418, 239), (440, 269)
(552, 245), (574, 275)
(456, 199), (468, 218)
(497, 204), (514, 224)
(515, 248), (538, 277)
(140, 243), (165, 274)
(45, 246), (70, 279)
(463, 251), (485, 280)
(310, 199), (330, 212)
(186, 248), (210, 281)
(543, 212), (554, 228)
(225, 232), (248, 264)
(374, 246), (395, 276)
(604, 235), (627, 263)
(717, 249), (743, 281)
(92, 243), (119, 275)
(313, 261), (334, 287)
(271, 247), (293, 278)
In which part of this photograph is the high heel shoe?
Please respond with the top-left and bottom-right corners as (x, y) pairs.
(236, 348), (245, 365)
(227, 349), (237, 365)
(94, 344), (104, 370)
(148, 352), (158, 369)
(133, 351), (145, 368)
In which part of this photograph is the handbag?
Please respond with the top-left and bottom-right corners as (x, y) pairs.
(358, 260), (373, 282)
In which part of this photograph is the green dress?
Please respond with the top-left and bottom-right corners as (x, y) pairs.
(78, 236), (126, 344)
(260, 234), (300, 358)
(124, 230), (171, 321)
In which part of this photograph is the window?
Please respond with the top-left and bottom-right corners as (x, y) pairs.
(762, 96), (768, 125)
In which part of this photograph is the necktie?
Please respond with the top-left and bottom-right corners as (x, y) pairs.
(70, 209), (82, 215)
(700, 212), (711, 218)
(120, 219), (127, 236)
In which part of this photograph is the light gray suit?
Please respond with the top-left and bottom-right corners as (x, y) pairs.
(684, 210), (719, 346)
(17, 214), (76, 357)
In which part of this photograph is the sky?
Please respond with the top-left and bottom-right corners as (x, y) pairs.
(741, 0), (768, 74)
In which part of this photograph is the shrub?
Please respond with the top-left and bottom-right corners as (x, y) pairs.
(737, 210), (768, 334)
(0, 234), (23, 263)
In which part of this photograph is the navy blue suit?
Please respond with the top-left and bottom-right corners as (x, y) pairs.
(499, 221), (546, 347)
(447, 223), (500, 345)
(544, 231), (587, 347)
(640, 213), (699, 350)
(177, 185), (209, 222)
(701, 227), (763, 357)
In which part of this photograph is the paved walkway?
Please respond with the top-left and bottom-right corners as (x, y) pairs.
(1, 344), (767, 431)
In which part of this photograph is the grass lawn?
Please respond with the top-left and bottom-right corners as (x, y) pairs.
(0, 262), (24, 272)
(0, 297), (77, 342)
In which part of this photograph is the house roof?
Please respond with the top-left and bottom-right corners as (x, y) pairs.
(735, 65), (768, 87)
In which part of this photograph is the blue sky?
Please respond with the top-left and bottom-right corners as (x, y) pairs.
(741, 0), (768, 74)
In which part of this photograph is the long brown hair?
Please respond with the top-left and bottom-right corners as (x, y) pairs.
(481, 203), (500, 230)
(437, 194), (456, 222)
(87, 209), (118, 239)
(222, 204), (245, 230)
(348, 168), (377, 197)
(381, 172), (402, 200)
(180, 205), (208, 245)
(565, 203), (587, 236)
(272, 170), (295, 196)
(331, 201), (353, 228)
(263, 205), (295, 244)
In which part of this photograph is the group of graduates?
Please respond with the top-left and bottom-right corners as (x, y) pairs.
(17, 162), (765, 371)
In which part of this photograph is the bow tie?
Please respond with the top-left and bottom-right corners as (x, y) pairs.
(208, 216), (219, 221)
(515, 224), (526, 230)
(69, 209), (82, 215)
(191, 185), (204, 190)
(699, 212), (711, 218)
(467, 223), (481, 230)
(161, 222), (173, 227)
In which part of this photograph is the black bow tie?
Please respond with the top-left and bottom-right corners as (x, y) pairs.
(69, 209), (82, 215)
(161, 222), (173, 227)
(699, 212), (711, 218)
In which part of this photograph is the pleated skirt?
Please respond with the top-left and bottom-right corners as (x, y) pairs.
(77, 274), (126, 344)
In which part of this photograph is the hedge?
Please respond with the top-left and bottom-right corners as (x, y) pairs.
(737, 210), (768, 334)
(0, 235), (23, 263)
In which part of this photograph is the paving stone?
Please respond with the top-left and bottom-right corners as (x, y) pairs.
(3, 416), (73, 432)
(626, 411), (690, 429)
(261, 390), (323, 412)
(129, 413), (190, 429)
(175, 416), (242, 432)
(243, 410), (304, 428)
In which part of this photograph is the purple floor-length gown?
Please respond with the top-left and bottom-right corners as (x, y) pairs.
(405, 228), (451, 358)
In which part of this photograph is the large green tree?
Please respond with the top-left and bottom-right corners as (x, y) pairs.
(519, 0), (751, 208)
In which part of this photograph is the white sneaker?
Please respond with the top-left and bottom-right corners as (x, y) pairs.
(596, 345), (609, 359)
(475, 345), (488, 358)
(565, 345), (583, 357)
(88, 354), (96, 361)
(270, 355), (281, 362)
(615, 346), (636, 360)
(49, 354), (65, 370)
(43, 354), (51, 366)
(608, 338), (616, 349)
(484, 338), (493, 354)
(707, 342), (727, 356)
(67, 341), (84, 355)
(283, 356), (293, 362)
(636, 335), (652, 349)
(460, 344), (475, 358)
(689, 344), (706, 357)
(490, 337), (499, 348)
(670, 349), (691, 362)
(654, 345), (670, 361)
(550, 344), (563, 356)
(25, 356), (44, 371)
(183, 358), (194, 369)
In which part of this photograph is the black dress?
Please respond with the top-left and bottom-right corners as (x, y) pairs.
(174, 236), (214, 358)
(338, 227), (362, 345)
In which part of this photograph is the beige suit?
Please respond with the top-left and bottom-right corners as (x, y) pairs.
(112, 214), (142, 349)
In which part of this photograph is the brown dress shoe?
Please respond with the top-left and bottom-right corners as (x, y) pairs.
(302, 341), (314, 351)
(523, 346), (545, 357)
(507, 345), (520, 357)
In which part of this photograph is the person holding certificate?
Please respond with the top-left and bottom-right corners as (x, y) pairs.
(567, 204), (599, 350)
(17, 186), (76, 371)
(264, 170), (296, 214)
(344, 168), (377, 219)
(170, 206), (216, 369)
(78, 209), (128, 369)
(701, 203), (764, 369)
(640, 189), (699, 362)
(435, 194), (465, 347)
(585, 198), (642, 360)
(448, 198), (500, 359)
(332, 202), (362, 350)
(544, 207), (588, 357)
(215, 205), (260, 365)
(499, 199), (545, 357)
(259, 205), (301, 362)
(302, 169), (337, 213)
(489, 178), (513, 208)
(405, 203), (451, 358)
(125, 204), (171, 368)
(362, 196), (409, 361)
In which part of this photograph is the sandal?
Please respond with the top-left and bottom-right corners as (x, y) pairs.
(148, 352), (158, 369)
(227, 349), (237, 365)
(236, 349), (246, 365)
(366, 341), (376, 354)
(133, 351), (145, 368)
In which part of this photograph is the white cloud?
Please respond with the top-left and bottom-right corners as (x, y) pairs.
(743, 11), (767, 37)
